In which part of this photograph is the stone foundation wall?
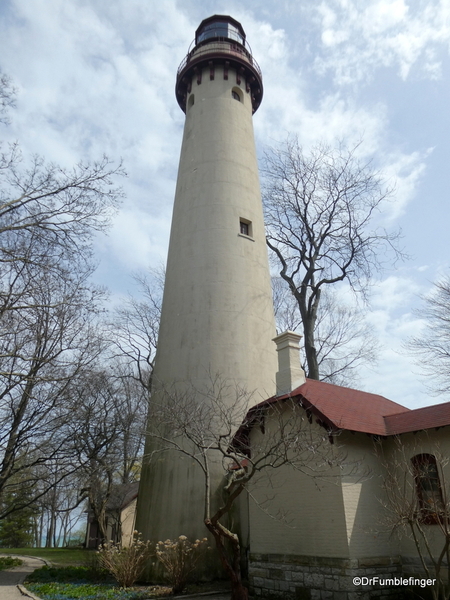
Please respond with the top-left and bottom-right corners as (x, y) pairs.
(249, 553), (405, 600)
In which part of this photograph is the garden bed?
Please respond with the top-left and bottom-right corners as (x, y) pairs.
(24, 566), (230, 600)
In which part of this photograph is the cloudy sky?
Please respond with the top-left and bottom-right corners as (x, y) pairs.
(1, 0), (449, 409)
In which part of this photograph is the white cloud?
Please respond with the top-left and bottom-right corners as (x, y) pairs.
(365, 0), (409, 33)
(371, 275), (422, 311)
(103, 208), (171, 270)
(313, 0), (450, 85)
(378, 148), (431, 220)
(357, 274), (431, 407)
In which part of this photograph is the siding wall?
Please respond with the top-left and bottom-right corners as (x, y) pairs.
(248, 412), (349, 558)
(381, 428), (450, 570)
(247, 402), (449, 598)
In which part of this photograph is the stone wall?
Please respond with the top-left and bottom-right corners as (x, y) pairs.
(249, 553), (405, 600)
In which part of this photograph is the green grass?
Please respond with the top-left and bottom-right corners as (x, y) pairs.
(0, 555), (23, 570)
(0, 548), (90, 565)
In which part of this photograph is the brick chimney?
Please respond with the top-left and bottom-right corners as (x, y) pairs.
(273, 331), (306, 395)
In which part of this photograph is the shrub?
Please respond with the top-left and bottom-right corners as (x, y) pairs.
(0, 556), (23, 570)
(83, 550), (111, 581)
(97, 533), (151, 588)
(155, 535), (209, 594)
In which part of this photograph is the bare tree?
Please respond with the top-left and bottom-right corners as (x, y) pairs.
(0, 269), (108, 517)
(376, 436), (450, 600)
(109, 270), (162, 395)
(272, 276), (302, 333)
(263, 137), (402, 380)
(33, 469), (85, 548)
(272, 277), (377, 385)
(0, 150), (123, 318)
(1, 73), (123, 323)
(72, 366), (146, 543)
(0, 72), (125, 519)
(147, 378), (343, 600)
(408, 276), (450, 395)
(0, 72), (15, 124)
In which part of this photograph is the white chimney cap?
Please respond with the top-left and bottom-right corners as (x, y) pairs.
(272, 331), (306, 396)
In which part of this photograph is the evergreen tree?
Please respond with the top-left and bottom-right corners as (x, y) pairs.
(0, 490), (36, 547)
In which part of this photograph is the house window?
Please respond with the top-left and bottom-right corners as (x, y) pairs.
(411, 454), (445, 524)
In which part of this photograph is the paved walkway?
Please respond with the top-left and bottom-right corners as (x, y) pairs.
(0, 555), (47, 600)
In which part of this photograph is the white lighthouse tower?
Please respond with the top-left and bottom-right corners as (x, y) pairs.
(136, 15), (277, 545)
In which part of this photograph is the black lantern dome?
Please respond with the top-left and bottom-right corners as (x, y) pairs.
(175, 15), (263, 114)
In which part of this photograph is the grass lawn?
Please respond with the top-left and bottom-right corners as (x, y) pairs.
(0, 547), (90, 565)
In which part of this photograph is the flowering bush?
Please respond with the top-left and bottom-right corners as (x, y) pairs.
(97, 532), (152, 588)
(156, 535), (209, 593)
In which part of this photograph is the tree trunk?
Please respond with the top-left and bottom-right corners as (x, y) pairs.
(96, 509), (108, 543)
(298, 284), (320, 380)
(46, 514), (54, 548)
(230, 579), (249, 600)
(205, 519), (249, 600)
(302, 314), (319, 380)
(37, 511), (44, 547)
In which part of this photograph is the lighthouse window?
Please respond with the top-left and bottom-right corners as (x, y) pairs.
(197, 21), (244, 45)
(239, 219), (253, 238)
(232, 90), (241, 102)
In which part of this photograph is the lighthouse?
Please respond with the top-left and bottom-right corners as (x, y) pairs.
(136, 15), (277, 546)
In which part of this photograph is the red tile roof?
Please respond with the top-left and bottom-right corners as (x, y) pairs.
(384, 401), (450, 435)
(273, 379), (450, 436)
(287, 379), (408, 435)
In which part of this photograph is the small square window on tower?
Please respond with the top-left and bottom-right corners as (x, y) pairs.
(239, 218), (253, 238)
